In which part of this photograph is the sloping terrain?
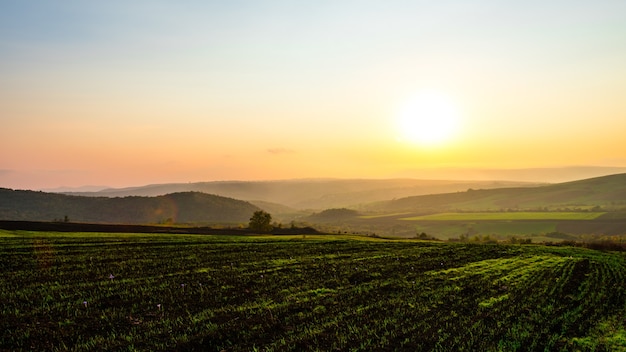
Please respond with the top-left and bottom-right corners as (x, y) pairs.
(0, 189), (259, 225)
(368, 173), (626, 213)
(1, 233), (624, 351)
(305, 208), (361, 223)
(65, 179), (541, 210)
(316, 174), (626, 238)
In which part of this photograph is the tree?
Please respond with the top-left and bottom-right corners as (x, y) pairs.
(249, 210), (273, 232)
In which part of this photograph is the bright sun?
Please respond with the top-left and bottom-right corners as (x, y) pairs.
(396, 91), (461, 147)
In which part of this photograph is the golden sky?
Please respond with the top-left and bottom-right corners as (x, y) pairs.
(2, 1), (626, 189)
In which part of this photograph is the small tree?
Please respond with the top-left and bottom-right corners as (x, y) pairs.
(249, 210), (273, 232)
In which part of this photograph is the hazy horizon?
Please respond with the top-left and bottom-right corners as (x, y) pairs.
(2, 1), (626, 190)
(22, 166), (626, 193)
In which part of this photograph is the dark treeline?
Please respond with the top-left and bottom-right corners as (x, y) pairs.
(0, 220), (319, 235)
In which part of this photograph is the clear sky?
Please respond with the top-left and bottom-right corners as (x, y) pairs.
(2, 0), (626, 189)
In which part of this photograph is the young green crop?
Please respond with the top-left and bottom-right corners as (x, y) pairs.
(0, 230), (624, 351)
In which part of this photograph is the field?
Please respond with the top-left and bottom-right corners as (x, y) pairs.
(1, 230), (625, 351)
(408, 221), (560, 239)
(399, 212), (606, 221)
(343, 211), (626, 239)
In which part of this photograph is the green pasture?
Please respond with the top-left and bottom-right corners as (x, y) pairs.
(358, 212), (412, 219)
(471, 221), (558, 236)
(1, 230), (625, 351)
(400, 211), (605, 221)
(410, 221), (558, 239)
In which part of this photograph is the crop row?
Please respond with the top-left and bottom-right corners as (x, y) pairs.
(0, 231), (625, 351)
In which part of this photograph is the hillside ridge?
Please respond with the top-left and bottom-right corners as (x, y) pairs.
(0, 189), (259, 225)
(62, 179), (543, 210)
(369, 173), (626, 212)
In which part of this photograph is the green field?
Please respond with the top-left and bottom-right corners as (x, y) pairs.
(1, 230), (625, 351)
(358, 212), (413, 219)
(409, 221), (559, 239)
(400, 211), (606, 221)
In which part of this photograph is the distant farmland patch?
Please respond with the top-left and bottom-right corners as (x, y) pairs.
(358, 212), (412, 219)
(400, 212), (605, 221)
(411, 221), (559, 238)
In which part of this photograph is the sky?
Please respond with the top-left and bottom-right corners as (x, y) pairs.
(2, 0), (626, 190)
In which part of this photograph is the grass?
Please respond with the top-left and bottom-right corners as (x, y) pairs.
(1, 230), (625, 351)
(471, 221), (558, 236)
(408, 221), (558, 239)
(400, 211), (606, 221)
(358, 212), (413, 219)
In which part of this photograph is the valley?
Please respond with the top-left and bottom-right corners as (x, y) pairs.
(3, 174), (626, 241)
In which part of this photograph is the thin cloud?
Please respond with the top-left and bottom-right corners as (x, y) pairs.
(267, 148), (295, 155)
(0, 169), (14, 180)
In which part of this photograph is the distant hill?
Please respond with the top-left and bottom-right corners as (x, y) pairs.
(0, 189), (259, 225)
(247, 200), (299, 216)
(306, 208), (361, 223)
(367, 173), (626, 212)
(64, 179), (541, 210)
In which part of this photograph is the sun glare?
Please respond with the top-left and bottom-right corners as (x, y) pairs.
(396, 91), (461, 147)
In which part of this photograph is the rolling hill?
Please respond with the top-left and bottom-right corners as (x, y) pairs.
(4, 174), (626, 237)
(367, 173), (626, 213)
(64, 179), (541, 210)
(299, 173), (626, 239)
(0, 189), (260, 225)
